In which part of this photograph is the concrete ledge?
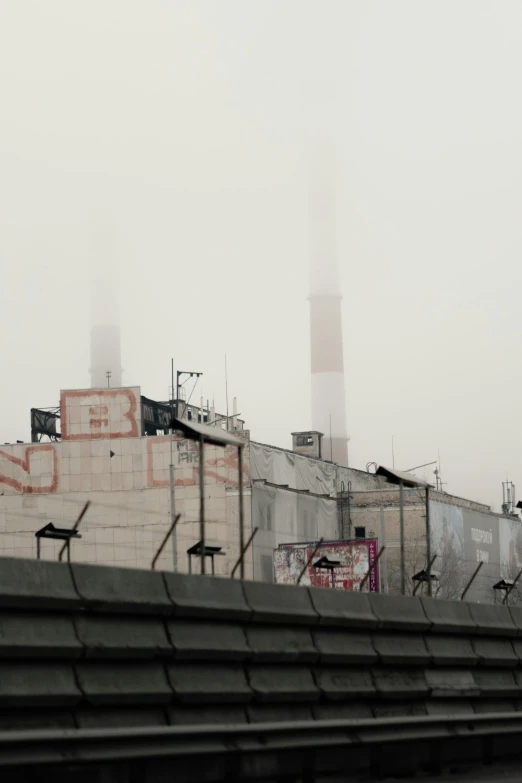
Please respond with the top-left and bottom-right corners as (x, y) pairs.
(75, 616), (171, 659)
(369, 595), (430, 631)
(0, 558), (80, 610)
(247, 704), (314, 722)
(473, 700), (517, 713)
(247, 665), (318, 702)
(245, 627), (318, 663)
(509, 607), (522, 636)
(168, 705), (248, 724)
(420, 598), (477, 634)
(372, 633), (431, 665)
(167, 621), (250, 660)
(425, 700), (474, 715)
(313, 702), (373, 719)
(372, 702), (427, 718)
(242, 582), (318, 625)
(314, 667), (375, 699)
(371, 668), (429, 699)
(0, 709), (76, 731)
(164, 574), (251, 621)
(308, 589), (377, 628)
(75, 662), (172, 705)
(510, 640), (522, 665)
(425, 669), (480, 698)
(72, 564), (171, 615)
(312, 630), (378, 665)
(425, 636), (478, 666)
(0, 663), (81, 707)
(76, 707), (167, 728)
(0, 613), (81, 658)
(472, 638), (518, 667)
(166, 663), (252, 704)
(473, 669), (521, 697)
(468, 604), (517, 637)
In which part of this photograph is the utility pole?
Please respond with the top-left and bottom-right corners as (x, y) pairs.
(169, 359), (177, 571)
(106, 370), (111, 388)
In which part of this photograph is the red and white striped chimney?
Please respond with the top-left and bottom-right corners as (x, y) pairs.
(308, 142), (349, 465)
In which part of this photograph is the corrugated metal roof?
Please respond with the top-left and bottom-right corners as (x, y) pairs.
(171, 416), (244, 448)
(376, 465), (433, 488)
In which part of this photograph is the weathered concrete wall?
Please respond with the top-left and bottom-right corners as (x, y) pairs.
(0, 555), (522, 774)
(0, 387), (251, 576)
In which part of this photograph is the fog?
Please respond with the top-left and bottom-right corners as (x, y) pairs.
(1, 1), (521, 510)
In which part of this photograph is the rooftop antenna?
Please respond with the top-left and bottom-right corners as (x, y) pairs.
(225, 354), (229, 431)
(169, 358), (177, 571)
(502, 480), (516, 515)
(106, 370), (111, 388)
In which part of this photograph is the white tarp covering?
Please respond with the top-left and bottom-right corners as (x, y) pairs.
(250, 442), (337, 496)
(251, 481), (339, 582)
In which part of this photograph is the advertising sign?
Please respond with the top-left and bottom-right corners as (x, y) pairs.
(273, 539), (379, 592)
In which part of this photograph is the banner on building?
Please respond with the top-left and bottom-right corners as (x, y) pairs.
(273, 539), (379, 592)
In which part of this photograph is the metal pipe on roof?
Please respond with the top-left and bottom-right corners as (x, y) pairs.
(199, 434), (205, 575)
(238, 445), (245, 579)
(399, 480), (405, 595)
(425, 486), (432, 597)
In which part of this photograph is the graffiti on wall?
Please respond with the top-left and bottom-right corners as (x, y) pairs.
(273, 540), (379, 592)
(146, 436), (249, 488)
(61, 388), (140, 440)
(0, 445), (58, 494)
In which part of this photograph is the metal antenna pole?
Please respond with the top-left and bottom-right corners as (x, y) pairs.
(503, 567), (522, 605)
(152, 514), (180, 570)
(199, 434), (205, 575)
(413, 554), (437, 596)
(297, 539), (324, 585)
(461, 561), (483, 601)
(238, 445), (245, 579)
(225, 355), (229, 431)
(426, 486), (432, 597)
(399, 479), (405, 595)
(169, 359), (177, 571)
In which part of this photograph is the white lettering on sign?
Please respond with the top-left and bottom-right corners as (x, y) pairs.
(471, 528), (492, 545)
(477, 549), (490, 563)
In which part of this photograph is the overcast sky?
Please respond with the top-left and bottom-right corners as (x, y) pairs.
(1, 1), (521, 510)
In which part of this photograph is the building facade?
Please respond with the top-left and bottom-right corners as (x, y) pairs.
(1, 385), (521, 603)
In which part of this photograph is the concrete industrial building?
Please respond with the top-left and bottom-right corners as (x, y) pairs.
(1, 383), (521, 603)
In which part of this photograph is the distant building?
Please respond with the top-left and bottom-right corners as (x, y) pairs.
(1, 384), (520, 602)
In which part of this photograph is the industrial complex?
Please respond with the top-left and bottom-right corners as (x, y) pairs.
(0, 142), (520, 604)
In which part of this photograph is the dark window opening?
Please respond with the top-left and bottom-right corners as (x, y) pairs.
(296, 435), (314, 447)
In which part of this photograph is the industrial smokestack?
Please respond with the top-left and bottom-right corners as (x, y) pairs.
(308, 142), (349, 465)
(89, 279), (122, 388)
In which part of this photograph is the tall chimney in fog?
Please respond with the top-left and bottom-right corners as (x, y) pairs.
(89, 280), (123, 388)
(308, 142), (349, 465)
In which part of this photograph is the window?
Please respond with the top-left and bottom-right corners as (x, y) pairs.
(296, 435), (314, 447)
(355, 526), (366, 539)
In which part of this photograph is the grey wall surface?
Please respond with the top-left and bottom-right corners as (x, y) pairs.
(251, 481), (339, 582)
(430, 500), (518, 602)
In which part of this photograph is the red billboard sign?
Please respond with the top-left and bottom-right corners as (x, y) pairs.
(274, 539), (379, 592)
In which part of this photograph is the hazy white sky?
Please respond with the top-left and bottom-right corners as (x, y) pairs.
(1, 1), (522, 510)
